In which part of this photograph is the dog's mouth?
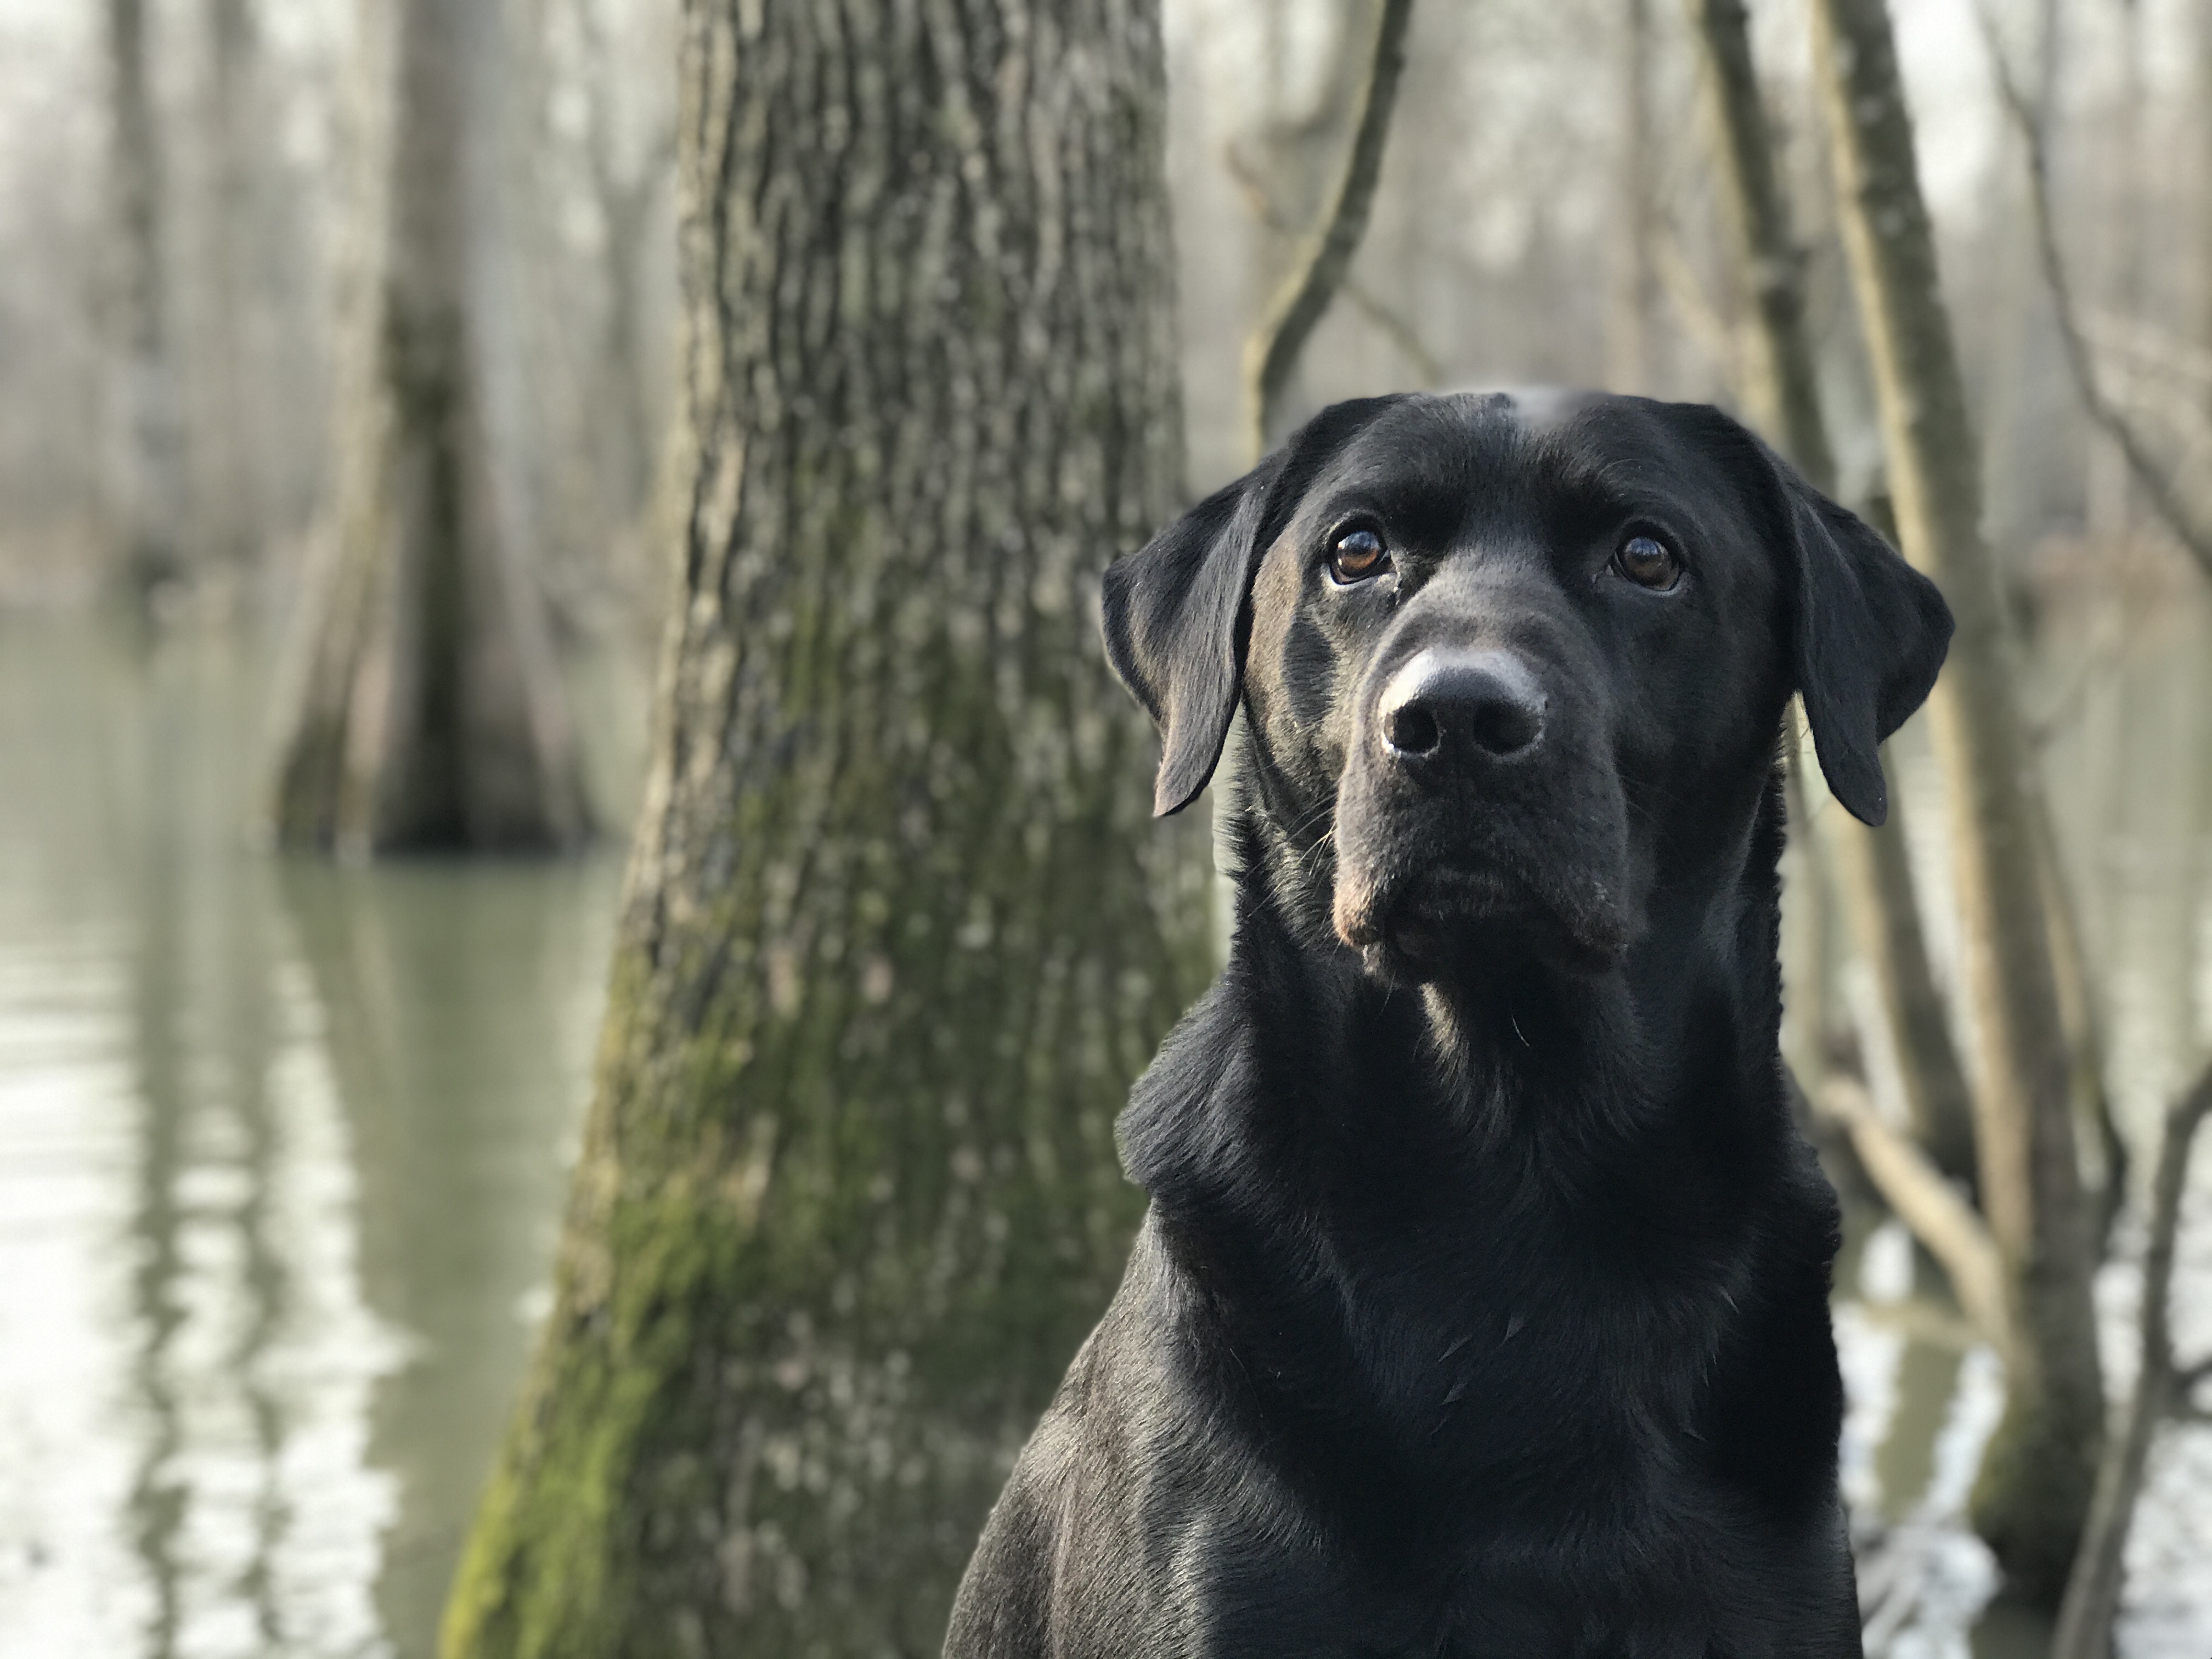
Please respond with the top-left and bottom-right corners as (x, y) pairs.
(1332, 855), (1628, 985)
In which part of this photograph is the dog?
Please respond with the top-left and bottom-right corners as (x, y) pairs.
(943, 390), (1950, 1657)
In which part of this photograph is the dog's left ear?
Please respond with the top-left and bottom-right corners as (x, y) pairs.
(1768, 453), (1953, 826)
(1104, 396), (1412, 816)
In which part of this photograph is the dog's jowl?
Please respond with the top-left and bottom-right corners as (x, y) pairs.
(945, 391), (1950, 1658)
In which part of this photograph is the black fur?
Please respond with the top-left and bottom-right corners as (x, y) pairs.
(946, 390), (1951, 1658)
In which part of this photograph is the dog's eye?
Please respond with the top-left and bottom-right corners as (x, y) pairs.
(1612, 534), (1681, 591)
(1328, 527), (1390, 584)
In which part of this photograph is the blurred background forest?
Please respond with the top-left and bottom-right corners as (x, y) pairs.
(2, 0), (2210, 1655)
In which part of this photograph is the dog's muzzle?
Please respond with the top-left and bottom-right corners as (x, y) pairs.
(1329, 642), (1629, 983)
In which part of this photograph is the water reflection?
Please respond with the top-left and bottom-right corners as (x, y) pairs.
(284, 856), (615, 1651)
(0, 617), (623, 1658)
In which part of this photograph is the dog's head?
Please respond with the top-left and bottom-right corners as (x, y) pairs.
(1104, 390), (1951, 985)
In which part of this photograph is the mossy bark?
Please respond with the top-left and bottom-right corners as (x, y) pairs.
(1810, 0), (2103, 1605)
(269, 0), (587, 855)
(440, 3), (1210, 1655)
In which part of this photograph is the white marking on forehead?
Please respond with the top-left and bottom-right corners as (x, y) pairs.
(1435, 384), (1598, 437)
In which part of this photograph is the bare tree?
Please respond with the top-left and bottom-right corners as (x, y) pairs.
(105, 0), (188, 596)
(439, 1), (1210, 1652)
(575, 0), (669, 534)
(1609, 0), (1658, 395)
(268, 0), (589, 854)
(196, 0), (266, 574)
(1985, 6), (2212, 583)
(1810, 0), (2103, 1605)
(1686, 0), (1977, 1187)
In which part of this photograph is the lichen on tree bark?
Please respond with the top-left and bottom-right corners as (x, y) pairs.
(441, 3), (1210, 1655)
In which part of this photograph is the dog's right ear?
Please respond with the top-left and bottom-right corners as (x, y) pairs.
(1104, 396), (1410, 816)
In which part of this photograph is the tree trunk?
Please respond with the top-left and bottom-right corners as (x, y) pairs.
(196, 0), (267, 579)
(1608, 0), (1657, 395)
(1827, 810), (1978, 1182)
(1810, 0), (2103, 1605)
(105, 0), (188, 597)
(1685, 0), (1831, 493)
(1688, 0), (1976, 1187)
(197, 0), (266, 574)
(577, 0), (666, 533)
(440, 4), (1211, 1655)
(269, 0), (588, 854)
(2203, 0), (2212, 365)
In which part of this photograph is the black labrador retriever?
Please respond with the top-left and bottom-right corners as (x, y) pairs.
(945, 390), (1950, 1657)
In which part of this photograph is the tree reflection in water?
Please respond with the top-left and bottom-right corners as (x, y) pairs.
(0, 617), (622, 1659)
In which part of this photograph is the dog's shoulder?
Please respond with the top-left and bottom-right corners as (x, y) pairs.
(945, 1218), (1347, 1659)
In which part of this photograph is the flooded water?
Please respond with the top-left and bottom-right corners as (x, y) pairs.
(0, 614), (635, 1658)
(0, 586), (2207, 1658)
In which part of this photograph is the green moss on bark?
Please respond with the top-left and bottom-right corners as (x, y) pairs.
(442, 2), (1207, 1652)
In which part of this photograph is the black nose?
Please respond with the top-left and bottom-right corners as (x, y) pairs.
(1378, 647), (1546, 763)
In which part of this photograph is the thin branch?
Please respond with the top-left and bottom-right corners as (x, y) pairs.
(1686, 0), (1836, 492)
(2052, 1058), (2212, 1659)
(1339, 283), (1444, 387)
(1242, 0), (1418, 459)
(1814, 1076), (2010, 1353)
(1649, 223), (1738, 387)
(2080, 311), (2212, 393)
(1224, 143), (1442, 388)
(1978, 3), (2212, 584)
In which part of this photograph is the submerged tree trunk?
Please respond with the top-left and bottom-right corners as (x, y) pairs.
(1811, 0), (2103, 1605)
(441, 4), (1211, 1655)
(105, 0), (187, 596)
(196, 0), (265, 574)
(1688, 0), (1976, 1186)
(269, 0), (586, 854)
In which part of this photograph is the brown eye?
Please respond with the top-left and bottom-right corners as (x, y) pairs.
(1613, 533), (1681, 591)
(1328, 526), (1389, 584)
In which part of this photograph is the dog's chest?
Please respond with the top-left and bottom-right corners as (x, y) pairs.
(1140, 1451), (1808, 1659)
(1295, 1138), (1755, 1453)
